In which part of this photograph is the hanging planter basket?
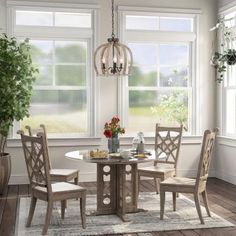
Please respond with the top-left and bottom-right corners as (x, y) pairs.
(226, 49), (236, 65)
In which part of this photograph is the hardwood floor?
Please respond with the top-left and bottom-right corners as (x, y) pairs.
(0, 178), (236, 236)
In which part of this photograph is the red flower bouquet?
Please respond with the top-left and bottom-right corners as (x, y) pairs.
(103, 116), (125, 138)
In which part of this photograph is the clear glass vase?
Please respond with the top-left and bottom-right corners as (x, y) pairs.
(108, 135), (120, 153)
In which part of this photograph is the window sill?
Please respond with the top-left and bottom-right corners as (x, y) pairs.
(7, 137), (102, 148)
(217, 136), (236, 148)
(7, 135), (203, 148)
(120, 135), (202, 146)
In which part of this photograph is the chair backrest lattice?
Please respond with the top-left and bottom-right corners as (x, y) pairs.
(154, 124), (183, 167)
(25, 124), (51, 169)
(196, 128), (219, 187)
(18, 131), (52, 194)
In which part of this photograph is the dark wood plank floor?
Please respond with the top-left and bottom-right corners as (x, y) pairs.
(0, 178), (236, 236)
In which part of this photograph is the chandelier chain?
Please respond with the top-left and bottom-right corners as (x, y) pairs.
(111, 0), (115, 38)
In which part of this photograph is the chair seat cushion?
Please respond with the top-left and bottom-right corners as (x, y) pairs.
(33, 182), (86, 201)
(50, 169), (79, 177)
(52, 182), (85, 193)
(138, 166), (175, 174)
(34, 182), (86, 194)
(161, 177), (196, 186)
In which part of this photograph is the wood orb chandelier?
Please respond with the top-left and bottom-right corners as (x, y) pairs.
(94, 0), (133, 77)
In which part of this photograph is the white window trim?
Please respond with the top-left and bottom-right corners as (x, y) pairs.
(7, 1), (100, 10)
(117, 6), (202, 15)
(7, 1), (99, 139)
(218, 5), (236, 138)
(118, 6), (200, 136)
(7, 136), (102, 147)
(219, 2), (236, 15)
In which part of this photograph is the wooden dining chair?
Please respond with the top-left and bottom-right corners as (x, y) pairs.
(138, 124), (183, 194)
(18, 130), (86, 235)
(25, 124), (79, 185)
(160, 128), (219, 224)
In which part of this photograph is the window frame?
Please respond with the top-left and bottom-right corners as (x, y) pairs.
(118, 7), (199, 136)
(7, 3), (99, 139)
(221, 19), (236, 137)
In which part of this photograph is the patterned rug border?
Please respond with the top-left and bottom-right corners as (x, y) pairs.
(16, 193), (234, 236)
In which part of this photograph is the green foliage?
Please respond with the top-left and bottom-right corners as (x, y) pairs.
(151, 91), (188, 131)
(128, 67), (189, 131)
(21, 114), (85, 133)
(0, 34), (38, 150)
(129, 67), (156, 86)
(30, 42), (87, 86)
(211, 49), (236, 82)
(55, 44), (86, 63)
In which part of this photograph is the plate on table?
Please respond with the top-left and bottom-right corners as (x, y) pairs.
(91, 156), (108, 159)
(89, 150), (108, 159)
(109, 153), (122, 158)
(130, 150), (151, 156)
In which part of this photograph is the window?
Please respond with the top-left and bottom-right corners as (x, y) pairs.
(11, 7), (95, 138)
(119, 10), (197, 135)
(224, 11), (236, 28)
(15, 10), (91, 28)
(223, 35), (236, 136)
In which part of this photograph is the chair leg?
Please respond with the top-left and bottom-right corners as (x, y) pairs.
(74, 174), (79, 185)
(75, 175), (79, 200)
(61, 200), (66, 219)
(202, 190), (211, 217)
(160, 189), (165, 220)
(42, 200), (53, 235)
(194, 193), (204, 224)
(154, 178), (160, 194)
(80, 193), (86, 229)
(26, 196), (37, 227)
(172, 192), (176, 211)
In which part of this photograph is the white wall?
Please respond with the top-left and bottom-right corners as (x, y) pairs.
(218, 0), (236, 9)
(215, 138), (236, 185)
(0, 0), (6, 32)
(0, 0), (218, 184)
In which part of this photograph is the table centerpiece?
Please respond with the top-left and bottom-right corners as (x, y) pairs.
(103, 116), (125, 153)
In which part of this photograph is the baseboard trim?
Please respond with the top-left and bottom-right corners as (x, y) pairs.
(9, 169), (216, 185)
(215, 170), (236, 185)
(9, 175), (29, 185)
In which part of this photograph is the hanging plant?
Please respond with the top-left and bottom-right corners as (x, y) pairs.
(210, 17), (236, 83)
(211, 49), (236, 82)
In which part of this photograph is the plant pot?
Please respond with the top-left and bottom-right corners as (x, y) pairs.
(0, 153), (11, 195)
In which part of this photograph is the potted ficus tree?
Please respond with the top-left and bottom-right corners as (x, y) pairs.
(0, 34), (37, 194)
(210, 17), (236, 82)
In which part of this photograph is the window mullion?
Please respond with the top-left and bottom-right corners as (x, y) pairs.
(157, 43), (160, 88)
(52, 40), (56, 87)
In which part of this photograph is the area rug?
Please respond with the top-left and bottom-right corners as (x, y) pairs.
(16, 193), (234, 236)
